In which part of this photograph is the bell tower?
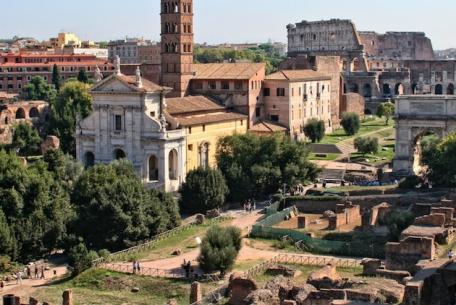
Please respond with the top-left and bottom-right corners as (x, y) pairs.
(160, 0), (194, 98)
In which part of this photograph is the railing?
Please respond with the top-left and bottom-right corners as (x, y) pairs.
(92, 215), (233, 266)
(98, 262), (185, 278)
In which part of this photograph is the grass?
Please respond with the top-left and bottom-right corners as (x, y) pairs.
(349, 144), (395, 166)
(326, 184), (398, 193)
(308, 153), (340, 161)
(32, 269), (219, 305)
(112, 219), (232, 262)
(321, 118), (394, 145)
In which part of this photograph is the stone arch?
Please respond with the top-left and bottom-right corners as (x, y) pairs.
(447, 83), (454, 95)
(113, 148), (126, 160)
(395, 83), (404, 96)
(363, 84), (372, 98)
(435, 84), (443, 95)
(383, 84), (392, 97)
(351, 57), (360, 72)
(349, 83), (359, 93)
(168, 149), (178, 180)
(29, 107), (39, 118)
(148, 155), (159, 181)
(84, 151), (95, 168)
(412, 83), (418, 94)
(411, 128), (445, 175)
(15, 108), (26, 119)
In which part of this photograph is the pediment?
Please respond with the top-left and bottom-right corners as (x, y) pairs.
(91, 76), (137, 93)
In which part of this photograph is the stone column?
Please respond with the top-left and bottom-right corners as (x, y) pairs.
(62, 289), (73, 305)
(190, 282), (202, 304)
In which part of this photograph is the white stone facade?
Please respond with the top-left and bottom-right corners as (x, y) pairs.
(76, 74), (186, 192)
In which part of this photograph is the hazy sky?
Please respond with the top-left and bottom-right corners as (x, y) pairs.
(2, 0), (455, 49)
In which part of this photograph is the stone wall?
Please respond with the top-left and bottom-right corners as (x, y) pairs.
(340, 93), (365, 118)
(367, 202), (390, 227)
(385, 236), (435, 272)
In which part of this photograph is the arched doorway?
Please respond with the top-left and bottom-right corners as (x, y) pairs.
(149, 155), (159, 181)
(15, 108), (25, 119)
(435, 84), (443, 95)
(199, 143), (209, 168)
(412, 83), (418, 94)
(84, 151), (95, 167)
(168, 149), (178, 180)
(412, 130), (441, 175)
(363, 84), (372, 98)
(447, 83), (455, 95)
(395, 83), (404, 96)
(113, 149), (126, 160)
(343, 83), (347, 94)
(29, 107), (39, 118)
(383, 84), (391, 97)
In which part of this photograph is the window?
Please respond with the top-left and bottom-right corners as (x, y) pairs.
(150, 111), (156, 118)
(263, 88), (270, 96)
(148, 155), (159, 181)
(291, 88), (294, 97)
(270, 115), (279, 122)
(115, 115), (122, 131)
(256, 107), (261, 118)
(221, 81), (229, 90)
(188, 144), (193, 151)
(199, 143), (209, 168)
(193, 81), (203, 90)
(209, 81), (216, 90)
(202, 125), (206, 132)
(188, 127), (192, 134)
(234, 81), (242, 90)
(276, 88), (285, 96)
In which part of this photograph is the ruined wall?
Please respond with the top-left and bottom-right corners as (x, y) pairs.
(359, 32), (434, 61)
(340, 93), (365, 118)
(328, 204), (361, 230)
(385, 236), (435, 272)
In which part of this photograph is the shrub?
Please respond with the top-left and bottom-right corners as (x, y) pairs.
(180, 167), (228, 213)
(341, 112), (360, 136)
(198, 226), (242, 276)
(0, 255), (12, 273)
(97, 249), (111, 259)
(354, 137), (379, 155)
(303, 119), (326, 143)
(399, 175), (423, 189)
(377, 101), (395, 125)
(386, 211), (415, 242)
(68, 243), (94, 275)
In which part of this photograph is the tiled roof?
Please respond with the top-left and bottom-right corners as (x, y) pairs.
(117, 75), (165, 92)
(192, 63), (265, 80)
(166, 96), (225, 115)
(173, 112), (246, 127)
(250, 120), (288, 133)
(265, 70), (331, 81)
(0, 61), (111, 68)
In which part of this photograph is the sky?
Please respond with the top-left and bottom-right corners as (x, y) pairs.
(2, 0), (455, 50)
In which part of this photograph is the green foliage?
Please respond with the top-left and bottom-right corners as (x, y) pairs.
(354, 136), (379, 156)
(217, 133), (319, 202)
(23, 76), (57, 102)
(77, 69), (89, 83)
(194, 44), (285, 74)
(180, 167), (228, 213)
(399, 175), (424, 189)
(386, 211), (415, 242)
(68, 243), (94, 275)
(303, 119), (326, 143)
(422, 134), (456, 186)
(11, 123), (42, 156)
(197, 226), (242, 275)
(420, 134), (440, 166)
(70, 160), (181, 251)
(377, 102), (395, 125)
(52, 64), (61, 91)
(47, 81), (93, 155)
(0, 210), (14, 256)
(0, 255), (13, 273)
(43, 149), (84, 193)
(340, 112), (361, 136)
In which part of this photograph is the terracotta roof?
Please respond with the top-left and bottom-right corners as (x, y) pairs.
(192, 63), (265, 80)
(0, 91), (19, 100)
(0, 61), (111, 68)
(250, 120), (288, 133)
(265, 70), (331, 81)
(173, 112), (247, 127)
(117, 75), (165, 92)
(166, 96), (225, 115)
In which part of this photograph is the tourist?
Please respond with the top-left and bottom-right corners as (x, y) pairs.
(26, 266), (31, 279)
(448, 250), (454, 259)
(16, 271), (22, 284)
(136, 261), (141, 273)
(253, 201), (256, 211)
(40, 266), (45, 279)
(132, 261), (137, 274)
(34, 266), (39, 279)
(322, 180), (327, 188)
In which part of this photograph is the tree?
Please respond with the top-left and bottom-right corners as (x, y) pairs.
(77, 69), (89, 83)
(198, 226), (242, 276)
(11, 123), (42, 156)
(70, 160), (181, 251)
(354, 137), (379, 156)
(0, 210), (14, 257)
(303, 119), (326, 143)
(422, 134), (456, 186)
(43, 149), (84, 193)
(377, 102), (395, 125)
(68, 243), (95, 275)
(180, 167), (228, 213)
(52, 64), (61, 91)
(47, 81), (93, 155)
(340, 112), (361, 136)
(386, 211), (415, 242)
(217, 134), (319, 202)
(23, 76), (57, 102)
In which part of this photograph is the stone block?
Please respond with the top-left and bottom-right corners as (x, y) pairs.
(190, 282), (202, 304)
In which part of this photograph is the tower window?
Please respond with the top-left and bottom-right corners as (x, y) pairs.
(114, 115), (122, 131)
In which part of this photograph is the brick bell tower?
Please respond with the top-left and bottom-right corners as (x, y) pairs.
(160, 0), (194, 97)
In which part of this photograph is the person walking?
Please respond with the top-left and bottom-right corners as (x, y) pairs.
(34, 266), (39, 279)
(16, 271), (22, 284)
(132, 261), (137, 274)
(40, 266), (45, 279)
(136, 261), (141, 273)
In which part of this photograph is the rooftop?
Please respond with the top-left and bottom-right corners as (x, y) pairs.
(265, 70), (331, 81)
(250, 120), (288, 133)
(192, 63), (265, 80)
(166, 96), (225, 115)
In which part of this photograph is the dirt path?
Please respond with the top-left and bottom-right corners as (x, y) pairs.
(0, 265), (68, 297)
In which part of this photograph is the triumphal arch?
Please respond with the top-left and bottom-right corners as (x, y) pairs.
(394, 95), (456, 174)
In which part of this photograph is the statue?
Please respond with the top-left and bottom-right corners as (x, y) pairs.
(160, 114), (167, 132)
(114, 55), (121, 75)
(94, 66), (103, 83)
(135, 66), (143, 88)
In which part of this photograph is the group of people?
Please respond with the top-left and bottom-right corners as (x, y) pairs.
(243, 199), (256, 213)
(132, 261), (141, 274)
(181, 259), (195, 279)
